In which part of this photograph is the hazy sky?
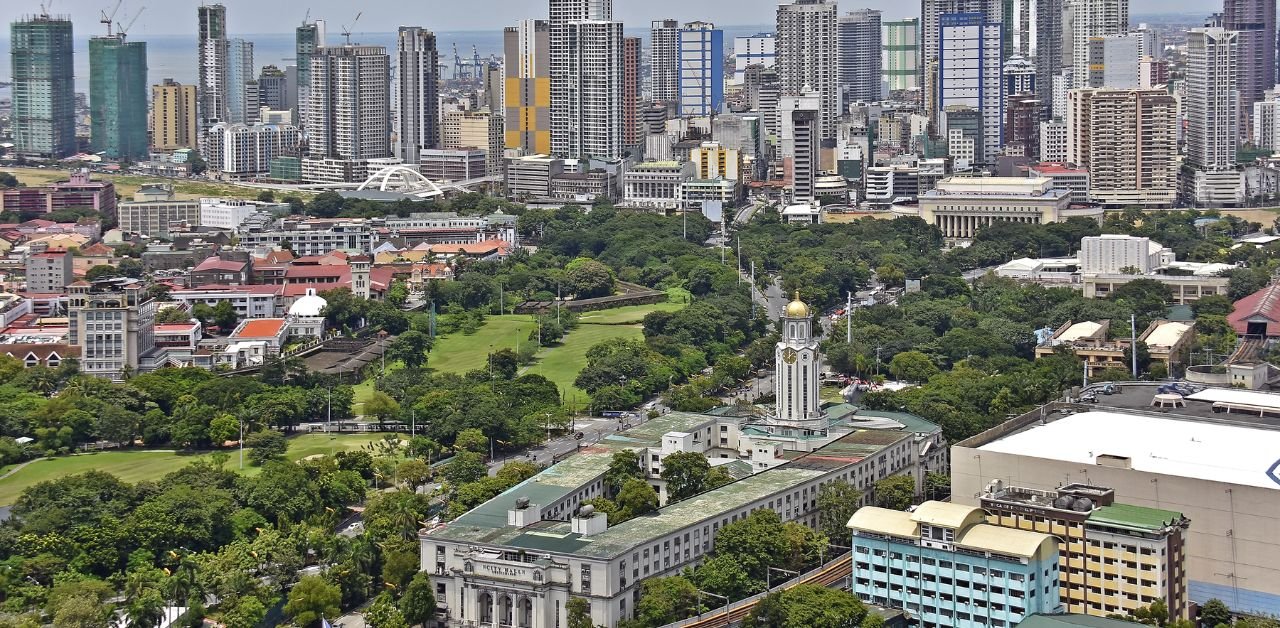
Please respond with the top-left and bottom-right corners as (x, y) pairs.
(1, 0), (1221, 36)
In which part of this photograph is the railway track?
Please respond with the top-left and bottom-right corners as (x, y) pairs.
(668, 553), (852, 628)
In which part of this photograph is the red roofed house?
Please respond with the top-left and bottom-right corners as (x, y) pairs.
(427, 239), (513, 261)
(221, 318), (289, 368)
(1, 343), (79, 368)
(1229, 283), (1280, 339)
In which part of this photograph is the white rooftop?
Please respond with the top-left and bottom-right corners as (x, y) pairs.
(1187, 388), (1280, 411)
(1058, 321), (1103, 342)
(1143, 321), (1191, 349)
(979, 410), (1280, 490)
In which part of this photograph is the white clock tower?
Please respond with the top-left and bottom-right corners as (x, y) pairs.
(774, 292), (823, 426)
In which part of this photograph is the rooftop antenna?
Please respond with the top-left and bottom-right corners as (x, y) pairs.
(100, 0), (123, 36)
(118, 6), (144, 41)
(340, 11), (362, 45)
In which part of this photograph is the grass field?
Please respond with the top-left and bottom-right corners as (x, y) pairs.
(526, 323), (645, 403)
(576, 302), (685, 325)
(2, 167), (296, 202)
(0, 433), (402, 506)
(427, 315), (538, 375)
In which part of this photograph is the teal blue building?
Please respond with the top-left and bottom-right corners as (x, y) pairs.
(850, 501), (1062, 628)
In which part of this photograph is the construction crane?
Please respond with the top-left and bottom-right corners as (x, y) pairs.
(340, 11), (362, 46)
(117, 6), (144, 41)
(100, 0), (123, 36)
(39, 0), (55, 18)
(301, 8), (310, 26)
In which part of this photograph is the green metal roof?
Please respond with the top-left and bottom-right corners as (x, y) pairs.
(1016, 613), (1145, 627)
(1087, 504), (1186, 533)
(854, 409), (942, 435)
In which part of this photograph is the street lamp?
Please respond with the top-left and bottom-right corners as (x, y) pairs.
(695, 589), (728, 617)
(766, 566), (799, 590)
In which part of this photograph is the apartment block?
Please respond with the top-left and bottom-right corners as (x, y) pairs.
(1067, 88), (1177, 207)
(25, 249), (73, 294)
(503, 20), (551, 154)
(152, 79), (199, 151)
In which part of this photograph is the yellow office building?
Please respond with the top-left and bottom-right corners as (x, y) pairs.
(503, 20), (551, 155)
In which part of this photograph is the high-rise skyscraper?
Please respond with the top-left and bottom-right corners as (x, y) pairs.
(623, 36), (642, 145)
(89, 34), (148, 160)
(777, 0), (839, 140)
(1068, 0), (1129, 88)
(152, 79), (199, 152)
(677, 22), (724, 117)
(197, 4), (228, 131)
(549, 0), (624, 159)
(226, 38), (256, 124)
(257, 65), (290, 112)
(839, 9), (883, 104)
(1086, 33), (1140, 88)
(1223, 0), (1276, 138)
(10, 13), (75, 158)
(308, 45), (391, 161)
(921, 0), (1004, 122)
(504, 20), (552, 154)
(1185, 28), (1239, 172)
(883, 18), (920, 92)
(397, 27), (441, 164)
(295, 19), (325, 131)
(650, 19), (680, 103)
(1067, 88), (1177, 206)
(939, 12), (1004, 164)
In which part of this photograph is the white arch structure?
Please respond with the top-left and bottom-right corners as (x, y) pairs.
(356, 165), (446, 199)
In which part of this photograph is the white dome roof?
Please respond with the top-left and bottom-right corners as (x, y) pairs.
(289, 288), (327, 317)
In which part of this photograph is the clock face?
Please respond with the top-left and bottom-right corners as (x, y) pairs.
(783, 348), (798, 364)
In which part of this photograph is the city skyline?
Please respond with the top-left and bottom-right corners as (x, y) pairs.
(0, 0), (1229, 37)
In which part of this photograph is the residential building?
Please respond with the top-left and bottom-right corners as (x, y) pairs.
(205, 123), (302, 179)
(849, 501), (1062, 627)
(117, 200), (201, 237)
(151, 79), (199, 151)
(952, 393), (1280, 617)
(306, 45), (392, 182)
(225, 38), (255, 124)
(551, 17), (625, 160)
(1067, 88), (1178, 207)
(441, 110), (505, 177)
(397, 27), (441, 164)
(505, 154), (565, 198)
(67, 278), (154, 381)
(550, 170), (617, 201)
(1253, 88), (1280, 151)
(197, 4), (228, 130)
(257, 65), (290, 111)
(622, 161), (693, 210)
(981, 482), (1191, 620)
(1184, 28), (1241, 204)
(1006, 94), (1042, 158)
(238, 220), (374, 257)
(733, 32), (777, 84)
(1079, 234), (1169, 274)
(1087, 33), (1141, 88)
(1223, 0), (1276, 138)
(1139, 56), (1169, 89)
(623, 36), (641, 145)
(25, 249), (73, 293)
(677, 22), (724, 117)
(199, 199), (268, 231)
(776, 0), (839, 140)
(1039, 120), (1068, 162)
(10, 13), (76, 158)
(1069, 0), (1130, 88)
(169, 284), (283, 320)
(295, 19), (325, 132)
(650, 19), (680, 102)
(938, 12), (1004, 165)
(690, 142), (741, 182)
(899, 177), (1100, 239)
(865, 161), (949, 205)
(786, 101), (820, 204)
(883, 18), (919, 92)
(1004, 54), (1037, 96)
(89, 34), (148, 160)
(503, 20), (552, 154)
(550, 0), (623, 160)
(839, 9), (882, 104)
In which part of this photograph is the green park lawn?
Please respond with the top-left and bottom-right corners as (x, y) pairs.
(576, 301), (685, 325)
(524, 323), (645, 404)
(427, 315), (539, 374)
(0, 433), (403, 506)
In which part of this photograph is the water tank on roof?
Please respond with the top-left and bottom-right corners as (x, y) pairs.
(580, 504), (596, 518)
(1072, 497), (1094, 512)
(515, 496), (530, 509)
(1053, 495), (1074, 510)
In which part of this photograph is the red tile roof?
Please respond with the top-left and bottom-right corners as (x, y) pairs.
(155, 323), (199, 332)
(178, 284), (283, 295)
(285, 265), (351, 279)
(233, 318), (287, 338)
(80, 243), (114, 256)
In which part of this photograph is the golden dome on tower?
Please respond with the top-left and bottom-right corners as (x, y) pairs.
(784, 291), (810, 318)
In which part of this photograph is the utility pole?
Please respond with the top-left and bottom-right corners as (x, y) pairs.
(736, 235), (742, 282)
(1130, 313), (1138, 378)
(846, 291), (852, 343)
(750, 260), (756, 319)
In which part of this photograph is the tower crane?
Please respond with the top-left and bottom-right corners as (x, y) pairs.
(117, 6), (144, 41)
(100, 0), (123, 36)
(340, 11), (362, 46)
